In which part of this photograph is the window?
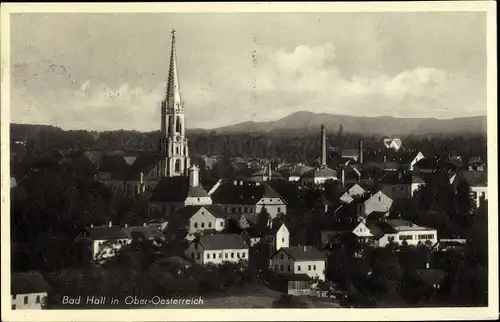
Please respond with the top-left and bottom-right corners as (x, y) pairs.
(237, 252), (240, 258)
(280, 265), (284, 271)
(191, 253), (195, 259)
(194, 223), (198, 228)
(378, 196), (381, 201)
(201, 223), (205, 228)
(220, 221), (224, 227)
(208, 222), (212, 228)
(231, 252), (234, 258)
(277, 207), (281, 213)
(196, 253), (200, 259)
(242, 252), (246, 258)
(24, 296), (28, 304)
(213, 253), (216, 259)
(12, 304), (16, 310)
(388, 236), (395, 242)
(225, 253), (228, 259)
(399, 235), (413, 241)
(287, 265), (291, 272)
(231, 208), (236, 213)
(282, 237), (284, 242)
(418, 234), (435, 240)
(207, 253), (210, 259)
(238, 207), (242, 212)
(308, 265), (311, 271)
(36, 295), (41, 304)
(175, 159), (181, 172)
(275, 264), (279, 271)
(280, 254), (284, 260)
(297, 265), (301, 271)
(219, 253), (222, 259)
(249, 208), (253, 213)
(313, 265), (317, 270)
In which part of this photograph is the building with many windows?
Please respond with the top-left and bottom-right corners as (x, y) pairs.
(184, 234), (249, 265)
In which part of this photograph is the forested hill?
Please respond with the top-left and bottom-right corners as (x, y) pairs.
(10, 123), (487, 162)
(215, 112), (487, 136)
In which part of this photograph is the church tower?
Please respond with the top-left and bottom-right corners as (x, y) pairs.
(159, 30), (190, 177)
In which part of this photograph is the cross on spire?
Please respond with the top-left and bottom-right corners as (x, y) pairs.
(171, 29), (176, 37)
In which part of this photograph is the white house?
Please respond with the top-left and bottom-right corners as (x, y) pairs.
(185, 234), (249, 266)
(358, 191), (393, 217)
(11, 271), (51, 310)
(75, 223), (132, 261)
(149, 165), (212, 217)
(269, 246), (327, 281)
(172, 205), (229, 237)
(263, 222), (290, 253)
(375, 219), (438, 247)
(211, 182), (287, 219)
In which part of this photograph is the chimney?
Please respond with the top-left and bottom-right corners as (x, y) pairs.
(108, 221), (112, 227)
(359, 140), (364, 164)
(321, 125), (327, 167)
(188, 165), (200, 188)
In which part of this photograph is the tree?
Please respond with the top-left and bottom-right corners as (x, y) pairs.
(454, 178), (476, 224)
(256, 206), (270, 235)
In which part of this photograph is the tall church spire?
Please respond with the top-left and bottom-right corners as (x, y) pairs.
(159, 29), (190, 178)
(165, 29), (182, 111)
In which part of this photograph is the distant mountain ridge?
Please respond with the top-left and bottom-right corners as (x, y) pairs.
(214, 111), (487, 136)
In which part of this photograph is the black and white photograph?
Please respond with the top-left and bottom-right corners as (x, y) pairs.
(1, 2), (498, 321)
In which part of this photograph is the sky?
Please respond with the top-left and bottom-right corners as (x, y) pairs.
(10, 12), (487, 131)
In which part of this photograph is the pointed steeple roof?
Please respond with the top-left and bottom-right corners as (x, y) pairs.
(166, 29), (182, 111)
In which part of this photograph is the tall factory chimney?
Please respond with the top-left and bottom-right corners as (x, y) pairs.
(321, 125), (327, 167)
(359, 140), (364, 164)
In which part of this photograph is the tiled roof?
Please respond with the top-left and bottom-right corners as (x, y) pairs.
(211, 182), (283, 205)
(460, 171), (487, 187)
(281, 274), (312, 281)
(280, 163), (315, 177)
(371, 220), (398, 234)
(11, 271), (51, 295)
(151, 177), (210, 202)
(280, 246), (326, 261)
(96, 153), (162, 181)
(386, 219), (434, 232)
(198, 233), (248, 250)
(122, 226), (164, 239)
(364, 221), (384, 238)
(380, 172), (413, 185)
(84, 226), (129, 240)
(301, 166), (337, 179)
(175, 205), (229, 219)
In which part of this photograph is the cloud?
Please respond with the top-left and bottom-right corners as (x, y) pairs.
(10, 42), (485, 131)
